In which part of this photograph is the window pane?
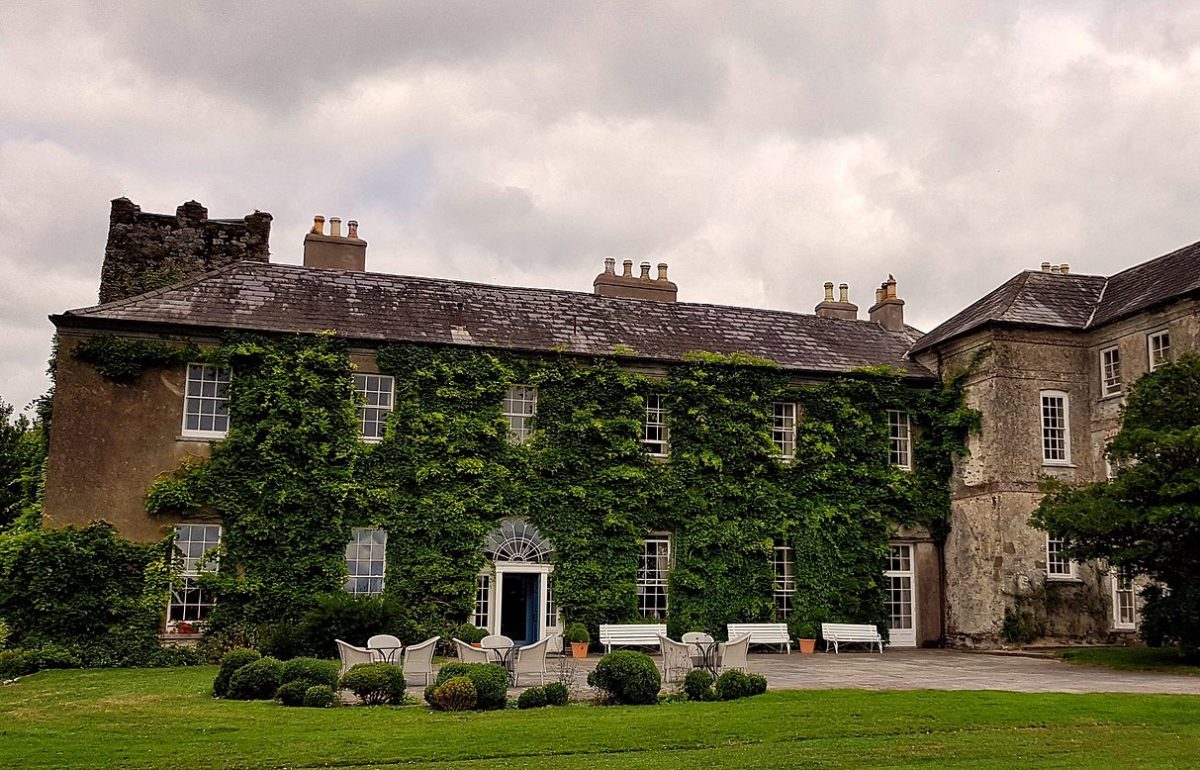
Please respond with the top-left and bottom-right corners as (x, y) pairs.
(503, 385), (537, 444)
(344, 528), (387, 596)
(643, 394), (669, 456)
(637, 536), (670, 618)
(182, 363), (232, 437)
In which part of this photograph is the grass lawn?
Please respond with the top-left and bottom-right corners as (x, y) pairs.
(2, 667), (1200, 769)
(1054, 647), (1200, 676)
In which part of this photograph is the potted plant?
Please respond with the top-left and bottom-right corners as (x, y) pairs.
(457, 623), (487, 647)
(789, 618), (819, 654)
(565, 623), (591, 659)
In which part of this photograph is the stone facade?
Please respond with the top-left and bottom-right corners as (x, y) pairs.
(915, 288), (1200, 647)
(98, 198), (272, 303)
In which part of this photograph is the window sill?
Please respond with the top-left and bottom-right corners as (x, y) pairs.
(1098, 392), (1124, 402)
(1042, 462), (1077, 469)
(1046, 575), (1082, 583)
(177, 434), (225, 443)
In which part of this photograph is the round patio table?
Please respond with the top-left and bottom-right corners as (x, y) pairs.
(371, 646), (403, 664)
(690, 640), (721, 678)
(480, 637), (517, 681)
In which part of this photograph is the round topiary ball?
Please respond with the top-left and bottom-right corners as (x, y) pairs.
(213, 648), (261, 697)
(517, 686), (547, 709)
(589, 650), (661, 705)
(435, 675), (478, 711)
(747, 673), (768, 696)
(276, 680), (310, 707)
(542, 682), (569, 706)
(303, 684), (337, 708)
(227, 656), (284, 700)
(683, 668), (714, 701)
(714, 669), (752, 701)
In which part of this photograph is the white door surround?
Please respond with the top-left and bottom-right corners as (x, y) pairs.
(885, 543), (918, 648)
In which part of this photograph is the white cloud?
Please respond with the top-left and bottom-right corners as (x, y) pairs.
(4, 1), (1200, 414)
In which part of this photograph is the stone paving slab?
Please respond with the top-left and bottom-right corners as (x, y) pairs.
(422, 649), (1200, 697)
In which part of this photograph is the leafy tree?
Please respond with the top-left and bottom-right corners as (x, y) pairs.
(1033, 355), (1200, 649)
(0, 397), (46, 531)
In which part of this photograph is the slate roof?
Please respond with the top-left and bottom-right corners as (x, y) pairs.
(911, 238), (1200, 354)
(54, 261), (933, 379)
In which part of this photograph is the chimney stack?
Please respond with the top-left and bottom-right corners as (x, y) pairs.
(593, 258), (678, 302)
(868, 274), (905, 332)
(814, 280), (858, 320)
(303, 214), (367, 271)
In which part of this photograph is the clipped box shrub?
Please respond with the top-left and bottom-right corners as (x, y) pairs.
(227, 656), (284, 700)
(434, 676), (478, 711)
(586, 650), (661, 705)
(543, 682), (569, 706)
(340, 663), (406, 706)
(280, 657), (339, 689)
(213, 648), (261, 697)
(747, 673), (768, 696)
(683, 668), (714, 701)
(276, 680), (310, 707)
(303, 684), (337, 708)
(430, 663), (509, 711)
(714, 669), (753, 701)
(517, 686), (547, 709)
(0, 649), (37, 679)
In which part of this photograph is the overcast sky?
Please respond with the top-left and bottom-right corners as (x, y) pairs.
(4, 1), (1200, 414)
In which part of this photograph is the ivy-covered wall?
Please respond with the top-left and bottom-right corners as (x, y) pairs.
(75, 333), (976, 640)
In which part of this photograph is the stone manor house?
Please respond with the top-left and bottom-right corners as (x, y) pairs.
(41, 198), (1200, 648)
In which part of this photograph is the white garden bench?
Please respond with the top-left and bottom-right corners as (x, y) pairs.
(726, 623), (791, 654)
(821, 622), (884, 654)
(599, 624), (667, 653)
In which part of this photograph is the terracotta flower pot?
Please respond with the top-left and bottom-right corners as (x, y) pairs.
(470, 642), (482, 649)
(571, 642), (589, 659)
(799, 638), (816, 654)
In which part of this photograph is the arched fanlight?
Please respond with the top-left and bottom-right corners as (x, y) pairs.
(484, 518), (552, 563)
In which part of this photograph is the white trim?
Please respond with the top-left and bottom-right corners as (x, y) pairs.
(180, 363), (231, 440)
(1111, 568), (1137, 630)
(503, 385), (537, 444)
(344, 527), (387, 596)
(637, 535), (671, 618)
(167, 523), (222, 633)
(1045, 534), (1076, 580)
(771, 402), (796, 459)
(1099, 346), (1122, 398)
(1040, 390), (1072, 465)
(643, 394), (670, 458)
(888, 410), (912, 470)
(1148, 329), (1171, 372)
(884, 543), (917, 647)
(353, 373), (394, 442)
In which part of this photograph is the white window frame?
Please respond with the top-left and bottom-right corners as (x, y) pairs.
(1045, 535), (1076, 580)
(344, 527), (387, 596)
(473, 572), (491, 629)
(1100, 346), (1122, 398)
(167, 523), (222, 633)
(181, 363), (232, 439)
(772, 544), (795, 618)
(1040, 390), (1072, 465)
(1111, 568), (1137, 630)
(353, 373), (394, 442)
(771, 402), (796, 459)
(1148, 330), (1171, 372)
(888, 410), (912, 470)
(503, 385), (538, 444)
(637, 535), (671, 618)
(643, 394), (670, 458)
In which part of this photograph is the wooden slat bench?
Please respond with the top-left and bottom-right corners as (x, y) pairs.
(821, 622), (884, 653)
(599, 624), (667, 654)
(726, 623), (791, 654)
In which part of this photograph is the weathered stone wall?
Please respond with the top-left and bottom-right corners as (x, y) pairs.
(919, 294), (1200, 647)
(42, 331), (218, 542)
(98, 198), (272, 304)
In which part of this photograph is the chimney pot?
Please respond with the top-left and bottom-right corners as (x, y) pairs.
(1050, 264), (1060, 274)
(312, 215), (325, 235)
(604, 257), (615, 275)
(329, 217), (342, 237)
(639, 262), (651, 280)
(823, 281), (835, 302)
(875, 287), (884, 303)
(838, 283), (849, 303)
(593, 257), (677, 302)
(347, 220), (359, 239)
(304, 215), (366, 271)
(622, 259), (633, 278)
(657, 263), (668, 281)
(1060, 263), (1070, 274)
(1041, 262), (1052, 272)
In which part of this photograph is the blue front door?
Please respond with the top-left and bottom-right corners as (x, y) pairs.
(500, 573), (540, 645)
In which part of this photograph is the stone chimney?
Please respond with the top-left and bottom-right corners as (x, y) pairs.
(1039, 262), (1071, 275)
(98, 197), (272, 303)
(303, 215), (367, 271)
(868, 274), (905, 332)
(592, 258), (678, 302)
(814, 281), (859, 320)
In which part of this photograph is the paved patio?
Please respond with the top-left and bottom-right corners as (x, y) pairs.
(439, 649), (1200, 697)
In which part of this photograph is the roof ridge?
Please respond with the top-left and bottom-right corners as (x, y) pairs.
(1103, 236), (1200, 281)
(999, 270), (1032, 320)
(1084, 276), (1110, 329)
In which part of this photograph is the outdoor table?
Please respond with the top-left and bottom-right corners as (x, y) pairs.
(480, 637), (517, 681)
(690, 640), (721, 678)
(371, 645), (403, 664)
